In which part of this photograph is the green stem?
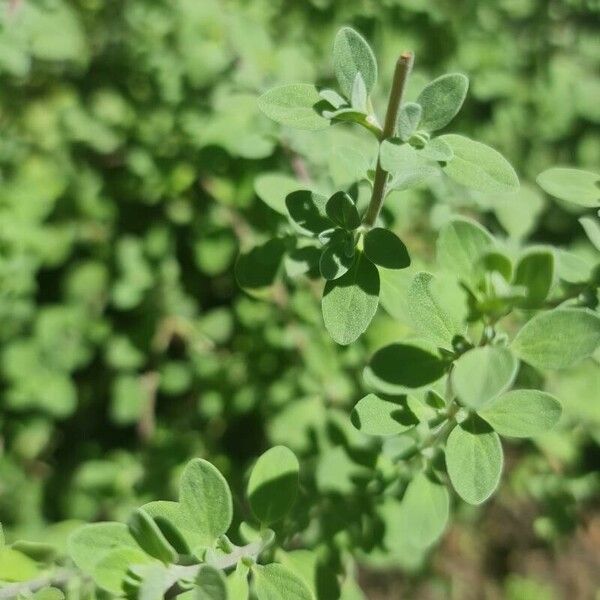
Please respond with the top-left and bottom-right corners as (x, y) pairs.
(0, 569), (75, 600)
(363, 51), (414, 228)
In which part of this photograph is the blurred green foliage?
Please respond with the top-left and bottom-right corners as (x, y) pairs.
(0, 0), (599, 596)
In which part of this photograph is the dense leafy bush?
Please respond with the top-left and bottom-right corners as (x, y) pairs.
(0, 0), (599, 598)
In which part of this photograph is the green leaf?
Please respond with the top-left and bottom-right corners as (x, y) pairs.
(440, 134), (519, 194)
(452, 346), (518, 410)
(399, 473), (449, 548)
(286, 246), (321, 279)
(0, 548), (39, 582)
(418, 137), (454, 162)
(68, 522), (137, 574)
(258, 84), (329, 131)
(326, 191), (360, 230)
(227, 562), (250, 600)
(364, 343), (447, 394)
(363, 228), (410, 270)
(252, 563), (314, 600)
(479, 390), (562, 438)
(537, 167), (600, 208)
(247, 446), (299, 525)
(32, 588), (65, 600)
(195, 565), (228, 600)
(254, 173), (302, 216)
(235, 239), (286, 290)
(511, 309), (600, 370)
(319, 89), (346, 109)
(127, 509), (177, 564)
(351, 393), (418, 436)
(179, 459), (233, 545)
(93, 547), (154, 595)
(351, 73), (367, 112)
(322, 252), (380, 345)
(579, 215), (600, 251)
(380, 142), (439, 191)
(286, 190), (331, 234)
(513, 249), (554, 308)
(407, 272), (467, 348)
(396, 102), (422, 141)
(445, 418), (503, 505)
(437, 217), (494, 285)
(319, 235), (354, 281)
(333, 27), (377, 98)
(416, 73), (469, 132)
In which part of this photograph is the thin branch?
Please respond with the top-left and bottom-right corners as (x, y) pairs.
(0, 569), (74, 600)
(363, 52), (414, 228)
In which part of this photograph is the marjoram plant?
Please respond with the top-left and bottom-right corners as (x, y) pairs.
(1, 26), (599, 600)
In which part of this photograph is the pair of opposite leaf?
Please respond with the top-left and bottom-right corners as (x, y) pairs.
(253, 26), (520, 346)
(67, 447), (316, 600)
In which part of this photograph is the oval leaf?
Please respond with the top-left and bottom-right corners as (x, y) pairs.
(511, 308), (600, 370)
(537, 167), (600, 208)
(364, 343), (447, 394)
(333, 27), (377, 98)
(252, 563), (313, 600)
(325, 191), (360, 230)
(416, 73), (469, 132)
(445, 418), (503, 505)
(479, 390), (562, 438)
(322, 252), (380, 345)
(258, 84), (329, 131)
(195, 565), (228, 600)
(363, 228), (410, 270)
(351, 393), (418, 436)
(513, 249), (554, 308)
(247, 446), (299, 525)
(179, 459), (233, 545)
(127, 509), (177, 564)
(441, 134), (519, 194)
(399, 472), (449, 548)
(452, 346), (518, 410)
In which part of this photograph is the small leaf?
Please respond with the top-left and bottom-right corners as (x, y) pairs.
(235, 239), (286, 290)
(380, 142), (439, 191)
(325, 191), (360, 230)
(258, 84), (329, 131)
(351, 393), (418, 436)
(93, 547), (154, 595)
(511, 308), (600, 370)
(537, 167), (600, 208)
(179, 459), (233, 545)
(396, 102), (422, 141)
(285, 246), (321, 279)
(319, 236), (354, 281)
(407, 272), (467, 348)
(247, 446), (299, 525)
(579, 215), (600, 251)
(252, 563), (313, 600)
(363, 228), (410, 270)
(399, 473), (449, 548)
(195, 565), (228, 600)
(418, 137), (454, 162)
(513, 249), (554, 308)
(479, 390), (562, 438)
(322, 252), (380, 345)
(351, 73), (367, 112)
(437, 217), (494, 285)
(0, 548), (39, 582)
(227, 562), (250, 599)
(32, 588), (65, 600)
(451, 346), (518, 410)
(445, 417), (503, 505)
(319, 89), (346, 109)
(364, 343), (447, 394)
(416, 73), (469, 131)
(127, 509), (177, 564)
(254, 173), (302, 216)
(286, 190), (331, 234)
(68, 522), (137, 574)
(441, 134), (519, 194)
(333, 27), (378, 98)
